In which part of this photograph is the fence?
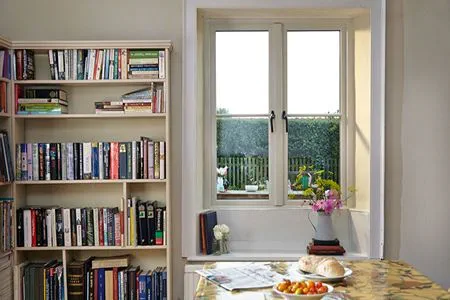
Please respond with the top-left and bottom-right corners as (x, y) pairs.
(217, 156), (339, 190)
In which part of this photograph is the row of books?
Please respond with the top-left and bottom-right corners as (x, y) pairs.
(0, 131), (13, 182)
(17, 260), (65, 300)
(16, 86), (68, 115)
(0, 199), (13, 252)
(0, 82), (6, 113)
(68, 256), (167, 300)
(0, 253), (13, 300)
(127, 197), (166, 246)
(16, 206), (123, 248)
(0, 50), (11, 79)
(13, 49), (35, 80)
(15, 139), (166, 181)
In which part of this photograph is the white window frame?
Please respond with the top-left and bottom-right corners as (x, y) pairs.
(205, 20), (352, 208)
(182, 0), (385, 260)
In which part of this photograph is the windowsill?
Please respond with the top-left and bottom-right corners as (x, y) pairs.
(186, 251), (368, 263)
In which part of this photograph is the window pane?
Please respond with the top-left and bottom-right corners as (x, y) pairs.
(287, 31), (340, 114)
(287, 117), (340, 200)
(216, 117), (269, 200)
(216, 31), (269, 114)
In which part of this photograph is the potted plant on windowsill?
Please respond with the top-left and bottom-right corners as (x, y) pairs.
(290, 165), (355, 241)
(244, 170), (259, 192)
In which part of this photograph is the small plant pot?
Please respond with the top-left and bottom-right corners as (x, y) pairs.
(245, 185), (258, 192)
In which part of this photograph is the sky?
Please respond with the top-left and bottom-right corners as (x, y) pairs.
(216, 31), (340, 115)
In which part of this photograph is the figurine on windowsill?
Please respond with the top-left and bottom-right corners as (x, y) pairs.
(213, 224), (230, 255)
(217, 166), (228, 192)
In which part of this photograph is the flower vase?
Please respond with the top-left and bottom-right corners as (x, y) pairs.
(310, 211), (336, 241)
(219, 237), (230, 254)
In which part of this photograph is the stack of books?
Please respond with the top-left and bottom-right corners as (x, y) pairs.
(16, 260), (64, 300)
(95, 100), (124, 114)
(16, 87), (68, 115)
(128, 49), (165, 79)
(307, 238), (346, 255)
(199, 210), (217, 255)
(68, 256), (167, 299)
(121, 87), (153, 114)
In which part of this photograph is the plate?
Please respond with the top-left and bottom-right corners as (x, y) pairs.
(297, 267), (352, 282)
(272, 283), (334, 299)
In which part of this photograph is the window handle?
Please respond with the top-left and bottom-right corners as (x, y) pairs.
(282, 110), (288, 133)
(269, 110), (275, 133)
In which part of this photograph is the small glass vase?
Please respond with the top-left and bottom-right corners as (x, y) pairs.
(213, 236), (230, 255)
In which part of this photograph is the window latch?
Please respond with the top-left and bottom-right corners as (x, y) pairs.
(282, 110), (288, 133)
(269, 110), (275, 132)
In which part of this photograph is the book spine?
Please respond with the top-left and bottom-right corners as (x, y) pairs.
(159, 141), (165, 180)
(49, 143), (57, 180)
(83, 142), (92, 179)
(87, 208), (94, 246)
(103, 142), (110, 180)
(32, 143), (39, 180)
(76, 208), (82, 246)
(99, 207), (104, 246)
(93, 207), (99, 246)
(67, 143), (74, 180)
(61, 142), (67, 180)
(148, 141), (154, 179)
(57, 143), (62, 180)
(91, 142), (99, 179)
(81, 208), (87, 246)
(110, 142), (119, 179)
(159, 50), (165, 79)
(55, 208), (64, 246)
(119, 142), (127, 179)
(26, 143), (32, 181)
(63, 208), (71, 246)
(15, 144), (21, 181)
(51, 208), (57, 248)
(48, 50), (55, 80)
(16, 208), (24, 247)
(154, 141), (160, 179)
(126, 142), (132, 179)
(64, 49), (69, 80)
(132, 141), (137, 180)
(99, 142), (104, 180)
(103, 208), (108, 246)
(70, 208), (77, 247)
(155, 208), (163, 245)
(114, 212), (120, 246)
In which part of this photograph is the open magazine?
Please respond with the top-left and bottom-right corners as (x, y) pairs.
(196, 262), (302, 291)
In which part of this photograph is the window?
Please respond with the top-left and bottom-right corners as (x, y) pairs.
(206, 22), (348, 206)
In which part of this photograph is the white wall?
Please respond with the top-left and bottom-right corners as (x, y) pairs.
(399, 0), (450, 289)
(353, 14), (371, 211)
(0, 0), (184, 299)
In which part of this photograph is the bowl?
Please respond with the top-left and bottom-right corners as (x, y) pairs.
(272, 282), (334, 299)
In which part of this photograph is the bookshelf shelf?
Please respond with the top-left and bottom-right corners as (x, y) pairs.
(14, 113), (167, 119)
(0, 77), (10, 83)
(14, 79), (166, 86)
(15, 179), (167, 185)
(16, 245), (168, 251)
(0, 181), (11, 186)
(9, 40), (173, 300)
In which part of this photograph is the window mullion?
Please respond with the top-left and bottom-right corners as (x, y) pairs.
(269, 23), (285, 206)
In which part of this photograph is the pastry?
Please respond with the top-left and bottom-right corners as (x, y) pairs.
(298, 255), (345, 277)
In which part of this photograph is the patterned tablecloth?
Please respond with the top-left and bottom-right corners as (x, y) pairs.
(194, 260), (450, 299)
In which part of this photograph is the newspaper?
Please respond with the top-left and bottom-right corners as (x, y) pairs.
(196, 262), (302, 291)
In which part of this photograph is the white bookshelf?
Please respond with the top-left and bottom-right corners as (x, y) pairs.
(6, 40), (172, 300)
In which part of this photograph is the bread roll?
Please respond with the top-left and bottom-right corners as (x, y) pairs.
(298, 255), (345, 277)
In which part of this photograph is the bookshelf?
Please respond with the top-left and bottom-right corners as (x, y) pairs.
(0, 36), (13, 300)
(7, 40), (172, 300)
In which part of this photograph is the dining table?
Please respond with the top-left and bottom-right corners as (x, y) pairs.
(193, 259), (450, 299)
